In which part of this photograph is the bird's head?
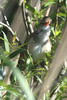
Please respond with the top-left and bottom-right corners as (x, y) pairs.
(41, 16), (52, 26)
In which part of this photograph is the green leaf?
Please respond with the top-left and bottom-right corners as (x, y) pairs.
(62, 96), (67, 98)
(0, 81), (6, 86)
(55, 30), (61, 36)
(0, 47), (7, 61)
(48, 0), (56, 1)
(51, 27), (56, 36)
(51, 27), (61, 36)
(57, 12), (66, 17)
(2, 31), (10, 53)
(0, 25), (3, 32)
(6, 85), (21, 96)
(41, 1), (55, 9)
(44, 1), (55, 7)
(0, 81), (21, 96)
(8, 48), (26, 59)
(36, 76), (42, 83)
(0, 46), (4, 54)
(5, 61), (35, 100)
(25, 3), (35, 13)
(61, 78), (67, 87)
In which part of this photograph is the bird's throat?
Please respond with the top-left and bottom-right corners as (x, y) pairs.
(44, 22), (50, 26)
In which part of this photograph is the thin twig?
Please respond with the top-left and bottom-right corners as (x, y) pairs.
(21, 3), (29, 36)
(25, 9), (34, 34)
(45, 5), (52, 16)
(0, 21), (21, 44)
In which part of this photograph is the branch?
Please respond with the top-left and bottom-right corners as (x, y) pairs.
(21, 2), (34, 36)
(45, 5), (52, 16)
(0, 21), (21, 44)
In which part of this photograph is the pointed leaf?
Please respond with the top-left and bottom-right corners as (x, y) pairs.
(5, 61), (35, 100)
(2, 31), (10, 53)
(8, 48), (26, 59)
(26, 3), (35, 13)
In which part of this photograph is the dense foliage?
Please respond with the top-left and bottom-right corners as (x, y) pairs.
(0, 0), (67, 100)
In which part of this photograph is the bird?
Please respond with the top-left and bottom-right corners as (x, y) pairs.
(28, 16), (52, 63)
